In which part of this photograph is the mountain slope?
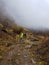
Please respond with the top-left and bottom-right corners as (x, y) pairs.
(0, 17), (49, 65)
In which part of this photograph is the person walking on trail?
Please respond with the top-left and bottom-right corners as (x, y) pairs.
(19, 32), (24, 39)
(19, 32), (26, 42)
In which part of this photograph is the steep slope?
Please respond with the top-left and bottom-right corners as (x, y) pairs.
(0, 17), (49, 65)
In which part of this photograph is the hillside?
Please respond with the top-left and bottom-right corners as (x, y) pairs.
(0, 17), (49, 65)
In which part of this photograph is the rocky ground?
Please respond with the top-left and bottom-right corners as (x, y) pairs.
(0, 19), (49, 65)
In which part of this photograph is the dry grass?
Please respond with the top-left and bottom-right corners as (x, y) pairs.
(0, 16), (49, 65)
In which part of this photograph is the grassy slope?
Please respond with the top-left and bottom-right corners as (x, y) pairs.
(0, 18), (49, 65)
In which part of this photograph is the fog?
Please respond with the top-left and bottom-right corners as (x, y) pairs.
(0, 0), (49, 29)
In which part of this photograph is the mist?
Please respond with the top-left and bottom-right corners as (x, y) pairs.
(0, 0), (49, 30)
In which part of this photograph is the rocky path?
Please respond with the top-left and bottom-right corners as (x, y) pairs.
(0, 36), (49, 65)
(0, 43), (34, 65)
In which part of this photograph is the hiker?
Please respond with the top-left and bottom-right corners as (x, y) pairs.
(19, 32), (24, 39)
(19, 32), (26, 39)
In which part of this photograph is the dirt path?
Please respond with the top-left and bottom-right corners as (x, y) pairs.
(0, 44), (33, 65)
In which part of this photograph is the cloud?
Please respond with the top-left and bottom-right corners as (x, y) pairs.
(1, 0), (49, 29)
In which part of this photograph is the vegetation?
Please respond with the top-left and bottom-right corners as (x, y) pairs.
(0, 16), (49, 65)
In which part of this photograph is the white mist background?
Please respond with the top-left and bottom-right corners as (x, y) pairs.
(0, 0), (49, 29)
